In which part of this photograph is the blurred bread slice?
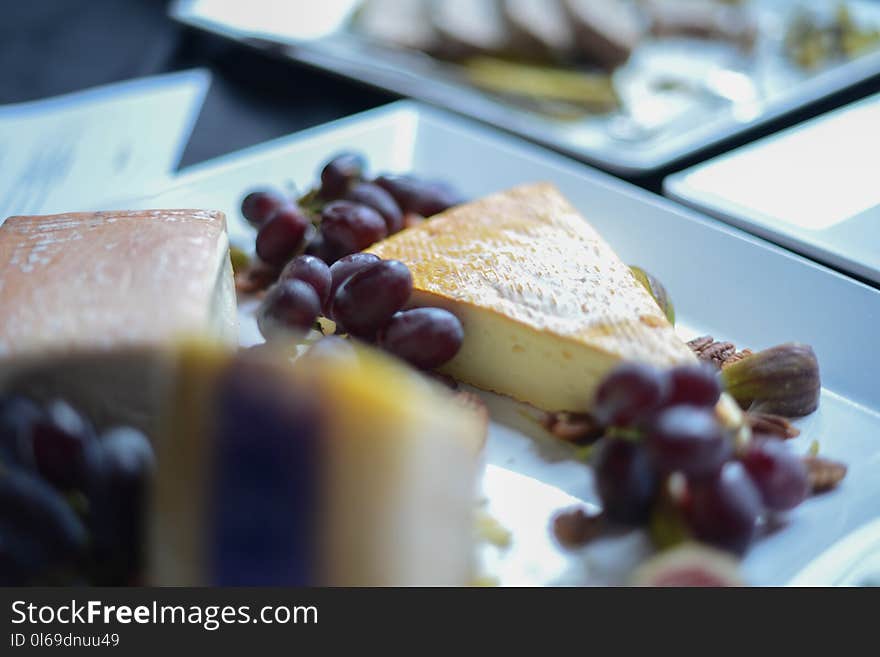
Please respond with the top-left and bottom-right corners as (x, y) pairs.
(430, 0), (512, 59)
(562, 0), (644, 69)
(645, 0), (757, 50)
(355, 0), (438, 52)
(501, 0), (578, 63)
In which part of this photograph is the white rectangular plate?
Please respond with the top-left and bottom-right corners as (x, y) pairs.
(129, 101), (880, 585)
(665, 92), (880, 286)
(170, 0), (880, 175)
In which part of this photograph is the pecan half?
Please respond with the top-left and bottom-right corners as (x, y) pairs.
(235, 260), (278, 295)
(803, 455), (847, 493)
(687, 335), (752, 369)
(541, 411), (603, 444)
(746, 412), (801, 439)
(722, 349), (754, 367)
(552, 507), (604, 548)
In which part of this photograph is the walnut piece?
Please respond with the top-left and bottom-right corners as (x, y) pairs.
(746, 412), (801, 439)
(235, 260), (278, 295)
(803, 455), (847, 493)
(542, 411), (603, 444)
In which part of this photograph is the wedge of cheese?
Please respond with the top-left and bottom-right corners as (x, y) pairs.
(151, 341), (484, 586)
(370, 183), (696, 413)
(0, 210), (237, 433)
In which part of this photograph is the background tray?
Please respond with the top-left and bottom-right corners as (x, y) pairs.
(665, 92), (880, 287)
(128, 101), (880, 585)
(170, 0), (880, 175)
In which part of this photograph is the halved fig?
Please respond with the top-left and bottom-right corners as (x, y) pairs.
(631, 543), (744, 587)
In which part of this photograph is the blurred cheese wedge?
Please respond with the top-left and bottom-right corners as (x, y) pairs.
(370, 183), (696, 413)
(151, 342), (485, 586)
(0, 210), (237, 434)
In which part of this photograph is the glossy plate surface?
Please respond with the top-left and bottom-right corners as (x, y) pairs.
(665, 92), (880, 286)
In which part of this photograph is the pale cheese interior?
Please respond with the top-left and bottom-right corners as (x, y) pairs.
(152, 343), (484, 586)
(312, 347), (482, 586)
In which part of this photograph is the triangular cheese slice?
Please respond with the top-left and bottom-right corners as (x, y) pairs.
(370, 182), (696, 412)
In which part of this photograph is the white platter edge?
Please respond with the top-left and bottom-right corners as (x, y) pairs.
(663, 92), (880, 288)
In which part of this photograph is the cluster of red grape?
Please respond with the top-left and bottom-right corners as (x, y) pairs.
(257, 253), (464, 371)
(0, 395), (153, 585)
(591, 363), (810, 556)
(241, 152), (462, 269)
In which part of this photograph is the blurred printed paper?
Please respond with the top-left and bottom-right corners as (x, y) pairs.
(0, 69), (211, 221)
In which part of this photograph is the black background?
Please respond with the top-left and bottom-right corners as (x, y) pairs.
(2, 0), (878, 194)
(0, 0), (392, 171)
(0, 587), (871, 653)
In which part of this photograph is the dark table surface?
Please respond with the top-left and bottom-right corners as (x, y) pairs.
(2, 0), (878, 194)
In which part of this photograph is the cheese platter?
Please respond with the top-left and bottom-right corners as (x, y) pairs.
(1, 101), (878, 586)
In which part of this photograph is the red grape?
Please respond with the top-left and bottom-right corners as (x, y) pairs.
(320, 152), (365, 199)
(647, 406), (731, 477)
(331, 260), (413, 339)
(593, 363), (669, 427)
(666, 364), (721, 408)
(304, 233), (324, 257)
(257, 280), (321, 340)
(0, 395), (43, 468)
(279, 255), (332, 305)
(375, 174), (463, 216)
(88, 427), (154, 584)
(326, 253), (380, 314)
(345, 182), (404, 234)
(378, 308), (464, 369)
(592, 438), (658, 524)
(686, 462), (762, 555)
(305, 233), (347, 266)
(255, 205), (309, 266)
(0, 468), (88, 582)
(96, 427), (154, 483)
(320, 201), (387, 255)
(740, 438), (809, 512)
(31, 399), (97, 491)
(241, 189), (288, 227)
